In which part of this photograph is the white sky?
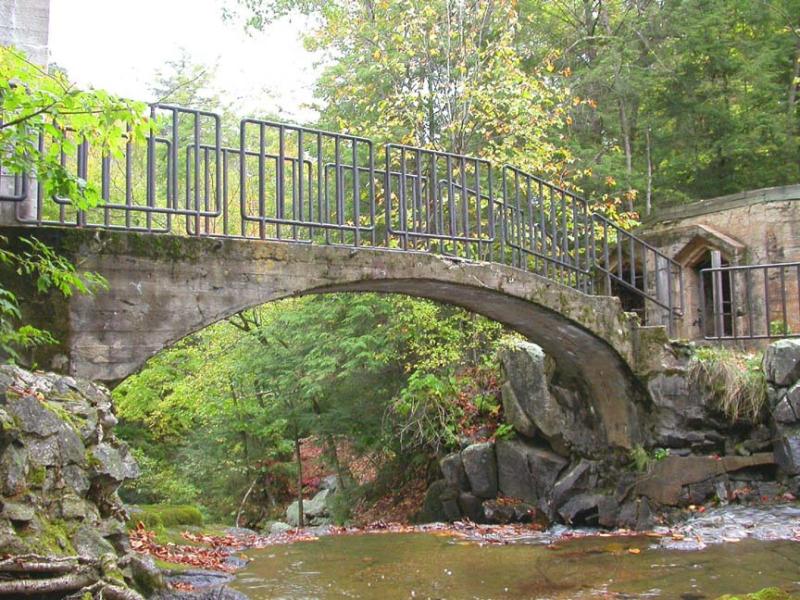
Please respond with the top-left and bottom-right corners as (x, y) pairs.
(48, 0), (322, 122)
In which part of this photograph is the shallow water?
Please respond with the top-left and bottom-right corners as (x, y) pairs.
(231, 528), (800, 599)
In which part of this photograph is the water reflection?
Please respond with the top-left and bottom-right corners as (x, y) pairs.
(232, 531), (800, 599)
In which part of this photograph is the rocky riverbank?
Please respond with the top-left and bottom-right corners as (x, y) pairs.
(418, 338), (800, 530)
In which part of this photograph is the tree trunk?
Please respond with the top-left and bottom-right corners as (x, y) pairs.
(294, 431), (305, 528)
(645, 127), (653, 216)
(619, 99), (634, 212)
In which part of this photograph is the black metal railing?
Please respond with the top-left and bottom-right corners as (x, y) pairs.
(700, 262), (800, 340)
(0, 102), (685, 331)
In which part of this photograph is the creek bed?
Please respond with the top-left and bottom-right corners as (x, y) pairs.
(230, 505), (800, 599)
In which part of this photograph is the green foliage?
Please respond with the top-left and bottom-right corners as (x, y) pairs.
(523, 0), (800, 212)
(770, 320), (793, 336)
(715, 588), (800, 600)
(116, 293), (509, 522)
(0, 235), (107, 362)
(127, 505), (204, 530)
(689, 346), (767, 424)
(229, 0), (571, 177)
(389, 370), (462, 454)
(629, 445), (669, 472)
(0, 46), (150, 209)
(0, 46), (147, 362)
(493, 423), (515, 441)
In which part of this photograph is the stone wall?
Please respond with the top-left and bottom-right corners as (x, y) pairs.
(0, 0), (50, 65)
(638, 186), (800, 340)
(0, 365), (162, 598)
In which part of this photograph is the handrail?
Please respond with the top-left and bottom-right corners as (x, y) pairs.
(0, 101), (685, 331)
(700, 262), (800, 340)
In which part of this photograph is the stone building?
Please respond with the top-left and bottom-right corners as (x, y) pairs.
(638, 185), (800, 342)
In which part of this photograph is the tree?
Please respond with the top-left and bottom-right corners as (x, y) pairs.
(227, 0), (571, 176)
(0, 46), (150, 362)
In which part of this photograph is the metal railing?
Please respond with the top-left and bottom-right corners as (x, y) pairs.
(701, 262), (800, 340)
(0, 102), (685, 330)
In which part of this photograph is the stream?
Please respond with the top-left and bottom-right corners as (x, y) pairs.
(229, 505), (800, 599)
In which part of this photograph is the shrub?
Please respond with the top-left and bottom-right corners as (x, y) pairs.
(689, 346), (767, 424)
(127, 504), (204, 530)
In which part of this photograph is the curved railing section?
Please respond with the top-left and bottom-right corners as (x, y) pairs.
(0, 103), (684, 332)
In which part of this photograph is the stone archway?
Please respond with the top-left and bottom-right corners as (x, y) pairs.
(2, 226), (655, 449)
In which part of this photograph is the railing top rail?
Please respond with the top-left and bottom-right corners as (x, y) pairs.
(700, 261), (800, 272)
(592, 212), (682, 270)
(385, 143), (491, 164)
(501, 164), (588, 206)
(239, 117), (375, 144)
(1, 99), (690, 333)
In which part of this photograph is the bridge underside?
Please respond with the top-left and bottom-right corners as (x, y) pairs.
(2, 226), (651, 448)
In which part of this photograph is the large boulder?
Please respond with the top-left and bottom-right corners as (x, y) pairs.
(495, 439), (567, 503)
(461, 442), (497, 499)
(440, 452), (470, 491)
(550, 459), (599, 512)
(774, 428), (800, 475)
(499, 343), (566, 446)
(764, 339), (800, 387)
(500, 381), (537, 438)
(499, 342), (598, 455)
(303, 488), (332, 518)
(419, 480), (451, 523)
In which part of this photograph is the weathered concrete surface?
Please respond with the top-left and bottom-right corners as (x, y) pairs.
(1, 226), (653, 448)
(0, 0), (50, 65)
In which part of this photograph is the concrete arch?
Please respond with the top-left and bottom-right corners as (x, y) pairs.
(4, 226), (651, 449)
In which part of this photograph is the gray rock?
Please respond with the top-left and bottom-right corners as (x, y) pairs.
(773, 398), (798, 423)
(6, 396), (63, 437)
(58, 427), (86, 466)
(551, 459), (598, 510)
(461, 442), (497, 499)
(774, 429), (800, 475)
(764, 339), (800, 387)
(500, 381), (537, 438)
(0, 443), (28, 496)
(496, 439), (567, 503)
(457, 492), (484, 523)
(285, 501), (301, 527)
(63, 464), (91, 494)
(558, 493), (605, 525)
(71, 524), (116, 559)
(500, 342), (573, 453)
(767, 385), (783, 408)
(440, 452), (470, 491)
(785, 382), (800, 418)
(304, 488), (332, 518)
(597, 496), (620, 528)
(2, 501), (34, 522)
(319, 475), (339, 491)
(419, 480), (450, 523)
(25, 436), (62, 467)
(128, 553), (165, 595)
(440, 486), (461, 523)
(269, 521), (294, 535)
(60, 493), (93, 520)
(90, 442), (139, 483)
(617, 497), (653, 530)
(482, 499), (516, 524)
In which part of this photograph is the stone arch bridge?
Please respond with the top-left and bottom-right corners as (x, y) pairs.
(0, 105), (684, 450)
(2, 225), (667, 450)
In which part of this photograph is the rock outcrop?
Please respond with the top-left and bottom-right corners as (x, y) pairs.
(0, 365), (151, 598)
(765, 339), (800, 480)
(422, 339), (795, 529)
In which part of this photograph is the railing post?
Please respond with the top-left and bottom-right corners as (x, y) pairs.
(711, 250), (724, 338)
